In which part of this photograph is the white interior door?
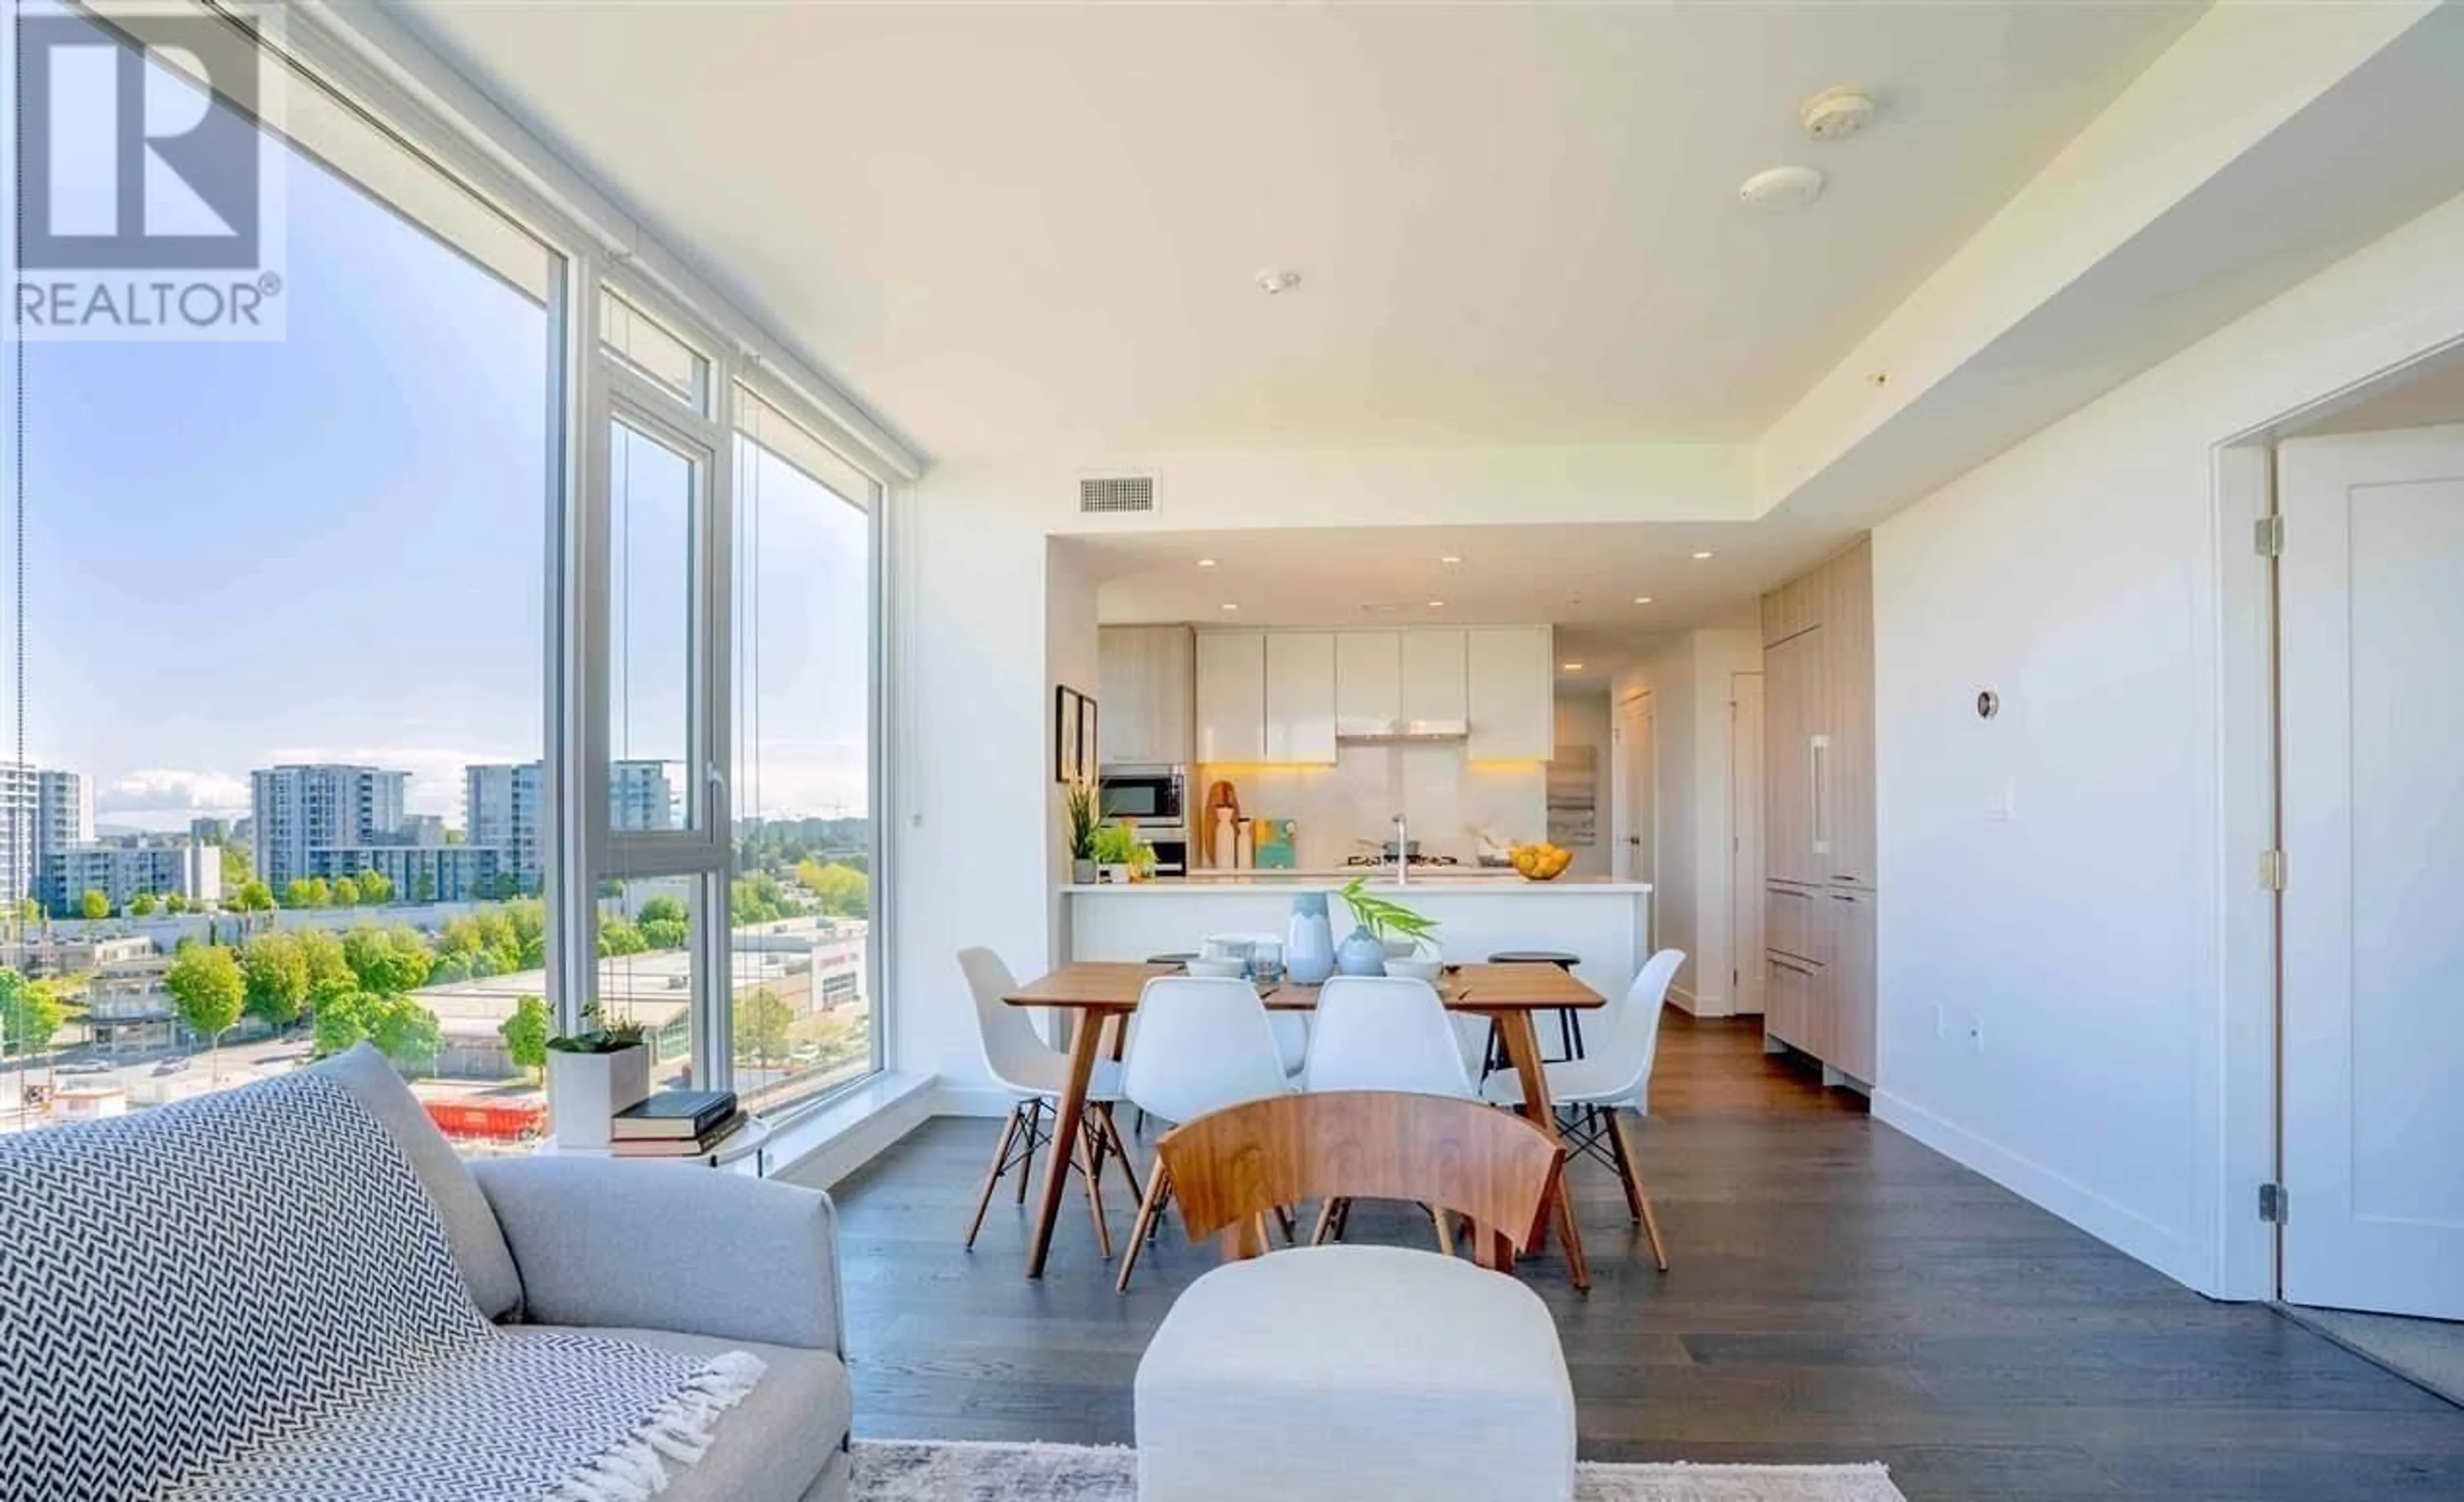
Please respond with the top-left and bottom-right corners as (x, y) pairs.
(1613, 693), (1655, 912)
(1730, 673), (1767, 1016)
(2280, 424), (2464, 1318)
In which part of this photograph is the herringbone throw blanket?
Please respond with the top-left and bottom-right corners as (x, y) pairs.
(0, 1070), (761, 1502)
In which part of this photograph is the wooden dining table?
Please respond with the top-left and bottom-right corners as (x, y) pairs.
(1000, 960), (1607, 1288)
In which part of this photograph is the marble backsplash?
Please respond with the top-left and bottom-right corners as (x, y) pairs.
(1192, 743), (1546, 869)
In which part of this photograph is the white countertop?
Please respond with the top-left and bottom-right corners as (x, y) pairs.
(1063, 876), (1652, 895)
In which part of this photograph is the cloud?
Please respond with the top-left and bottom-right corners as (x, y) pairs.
(99, 768), (252, 818)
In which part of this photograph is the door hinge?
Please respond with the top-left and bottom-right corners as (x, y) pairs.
(2254, 515), (2284, 558)
(2258, 1182), (2288, 1224)
(2258, 848), (2286, 891)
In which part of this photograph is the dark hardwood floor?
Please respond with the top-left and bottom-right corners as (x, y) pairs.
(828, 1013), (2464, 1499)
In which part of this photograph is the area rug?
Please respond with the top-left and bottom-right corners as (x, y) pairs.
(853, 1439), (1905, 1500)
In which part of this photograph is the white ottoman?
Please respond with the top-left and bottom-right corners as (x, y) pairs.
(1134, 1243), (1576, 1502)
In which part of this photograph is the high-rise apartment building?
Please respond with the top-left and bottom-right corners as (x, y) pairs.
(0, 765), (92, 912)
(465, 762), (543, 894)
(250, 764), (410, 890)
(38, 842), (221, 914)
(612, 760), (681, 833)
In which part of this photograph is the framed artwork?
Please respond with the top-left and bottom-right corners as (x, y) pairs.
(1055, 686), (1083, 784)
(1076, 694), (1099, 783)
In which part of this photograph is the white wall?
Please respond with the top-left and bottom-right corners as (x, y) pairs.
(1552, 690), (1614, 879)
(1870, 187), (2464, 1299)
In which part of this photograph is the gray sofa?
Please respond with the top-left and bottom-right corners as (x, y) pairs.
(317, 1046), (852, 1502)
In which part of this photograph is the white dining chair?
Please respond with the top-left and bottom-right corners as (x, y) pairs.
(1205, 932), (1310, 1076)
(1299, 974), (1480, 1250)
(1115, 974), (1298, 1293)
(958, 947), (1141, 1257)
(1480, 947), (1684, 1270)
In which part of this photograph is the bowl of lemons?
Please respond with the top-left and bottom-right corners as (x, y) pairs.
(1507, 841), (1573, 881)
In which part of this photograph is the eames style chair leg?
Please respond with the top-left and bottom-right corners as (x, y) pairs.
(1095, 1105), (1143, 1207)
(1074, 1118), (1114, 1260)
(1117, 1159), (1172, 1293)
(963, 1103), (1027, 1249)
(1605, 1109), (1668, 1271)
(1014, 1098), (1043, 1204)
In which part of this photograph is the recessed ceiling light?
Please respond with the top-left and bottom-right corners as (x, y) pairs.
(1561, 662), (1585, 672)
(1196, 558), (1217, 568)
(1738, 165), (1824, 211)
(1256, 268), (1301, 295)
(1691, 551), (1715, 560)
(1439, 555), (1462, 565)
(1220, 602), (1239, 612)
(1633, 596), (1654, 605)
(1426, 600), (1446, 609)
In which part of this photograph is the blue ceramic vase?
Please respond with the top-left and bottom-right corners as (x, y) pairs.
(1335, 924), (1389, 977)
(1286, 893), (1337, 985)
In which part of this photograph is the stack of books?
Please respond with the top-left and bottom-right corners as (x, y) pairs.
(609, 1089), (744, 1158)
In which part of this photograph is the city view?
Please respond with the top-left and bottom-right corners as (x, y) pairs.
(1, 21), (877, 1149)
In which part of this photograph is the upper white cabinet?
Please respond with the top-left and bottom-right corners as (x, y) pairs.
(1264, 632), (1338, 764)
(1194, 631), (1266, 763)
(1334, 632), (1403, 738)
(1097, 625), (1194, 766)
(1400, 628), (1467, 725)
(1465, 626), (1554, 760)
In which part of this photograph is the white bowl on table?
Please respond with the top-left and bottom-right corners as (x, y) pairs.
(1184, 956), (1247, 979)
(1385, 956), (1446, 983)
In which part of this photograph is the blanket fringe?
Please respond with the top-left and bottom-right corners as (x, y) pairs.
(549, 1349), (767, 1502)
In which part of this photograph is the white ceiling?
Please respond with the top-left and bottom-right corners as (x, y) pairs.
(393, 1), (2198, 462)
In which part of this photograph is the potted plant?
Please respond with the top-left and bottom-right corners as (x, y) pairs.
(1091, 822), (1139, 885)
(1335, 877), (1440, 976)
(1065, 781), (1101, 884)
(545, 1001), (650, 1150)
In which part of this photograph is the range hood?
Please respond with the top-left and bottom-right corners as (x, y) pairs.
(1335, 718), (1471, 743)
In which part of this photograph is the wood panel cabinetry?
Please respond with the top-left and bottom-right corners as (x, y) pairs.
(1760, 539), (1876, 1087)
(1097, 625), (1194, 766)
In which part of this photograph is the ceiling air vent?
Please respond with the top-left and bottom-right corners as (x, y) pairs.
(1079, 476), (1155, 514)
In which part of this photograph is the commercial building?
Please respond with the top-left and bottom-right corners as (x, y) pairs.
(249, 764), (410, 890)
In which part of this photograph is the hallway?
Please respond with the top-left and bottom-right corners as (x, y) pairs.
(831, 1014), (2464, 1500)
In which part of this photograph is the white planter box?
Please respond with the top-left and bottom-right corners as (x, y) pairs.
(547, 1045), (651, 1150)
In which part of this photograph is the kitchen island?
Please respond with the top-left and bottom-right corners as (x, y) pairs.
(1064, 876), (1653, 1001)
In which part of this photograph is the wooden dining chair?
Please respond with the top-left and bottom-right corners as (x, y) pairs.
(1154, 1090), (1565, 1274)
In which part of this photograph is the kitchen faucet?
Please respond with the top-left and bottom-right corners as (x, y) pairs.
(1393, 813), (1408, 886)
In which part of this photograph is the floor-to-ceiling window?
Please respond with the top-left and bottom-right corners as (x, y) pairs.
(3, 3), (559, 1146)
(4, 2), (896, 1146)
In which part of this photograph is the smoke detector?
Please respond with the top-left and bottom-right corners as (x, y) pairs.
(1800, 87), (1877, 141)
(1739, 166), (1825, 211)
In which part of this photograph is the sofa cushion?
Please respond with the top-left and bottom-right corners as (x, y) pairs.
(522, 1325), (851, 1502)
(311, 1043), (523, 1319)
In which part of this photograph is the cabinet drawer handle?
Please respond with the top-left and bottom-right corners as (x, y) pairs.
(1831, 874), (1860, 884)
(1830, 893), (1857, 902)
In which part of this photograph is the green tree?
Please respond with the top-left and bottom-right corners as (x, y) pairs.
(164, 945), (246, 1078)
(342, 924), (433, 995)
(79, 889), (110, 920)
(230, 879), (276, 913)
(730, 875), (787, 926)
(504, 899), (547, 968)
(129, 892), (158, 917)
(221, 842), (252, 892)
(638, 909), (688, 950)
(637, 894), (688, 926)
(357, 869), (394, 905)
(734, 986), (794, 1069)
(597, 917), (648, 957)
(297, 928), (353, 988)
(282, 877), (327, 909)
(796, 860), (869, 918)
(310, 983), (372, 1057)
(330, 876), (361, 908)
(0, 969), (69, 1058)
(370, 995), (441, 1073)
(239, 932), (312, 1028)
(499, 994), (550, 1080)
(413, 872), (438, 904)
(163, 891), (189, 915)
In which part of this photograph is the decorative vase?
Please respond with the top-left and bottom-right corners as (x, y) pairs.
(1287, 893), (1336, 984)
(547, 1043), (650, 1151)
(1335, 924), (1389, 978)
(1072, 858), (1097, 884)
(1097, 863), (1131, 885)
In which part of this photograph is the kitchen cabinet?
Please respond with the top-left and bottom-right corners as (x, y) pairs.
(1466, 626), (1554, 761)
(1759, 539), (1876, 1086)
(1400, 628), (1468, 724)
(1194, 631), (1265, 763)
(1334, 632), (1401, 738)
(1264, 632), (1338, 763)
(1825, 888), (1876, 1083)
(1097, 625), (1194, 766)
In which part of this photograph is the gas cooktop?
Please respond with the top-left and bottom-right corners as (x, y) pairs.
(1343, 854), (1463, 868)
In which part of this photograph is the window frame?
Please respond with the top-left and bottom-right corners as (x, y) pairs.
(87, 0), (913, 1109)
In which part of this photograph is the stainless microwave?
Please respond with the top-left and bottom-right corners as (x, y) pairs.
(1099, 766), (1186, 825)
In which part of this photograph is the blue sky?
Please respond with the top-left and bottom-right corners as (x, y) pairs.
(13, 33), (868, 831)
